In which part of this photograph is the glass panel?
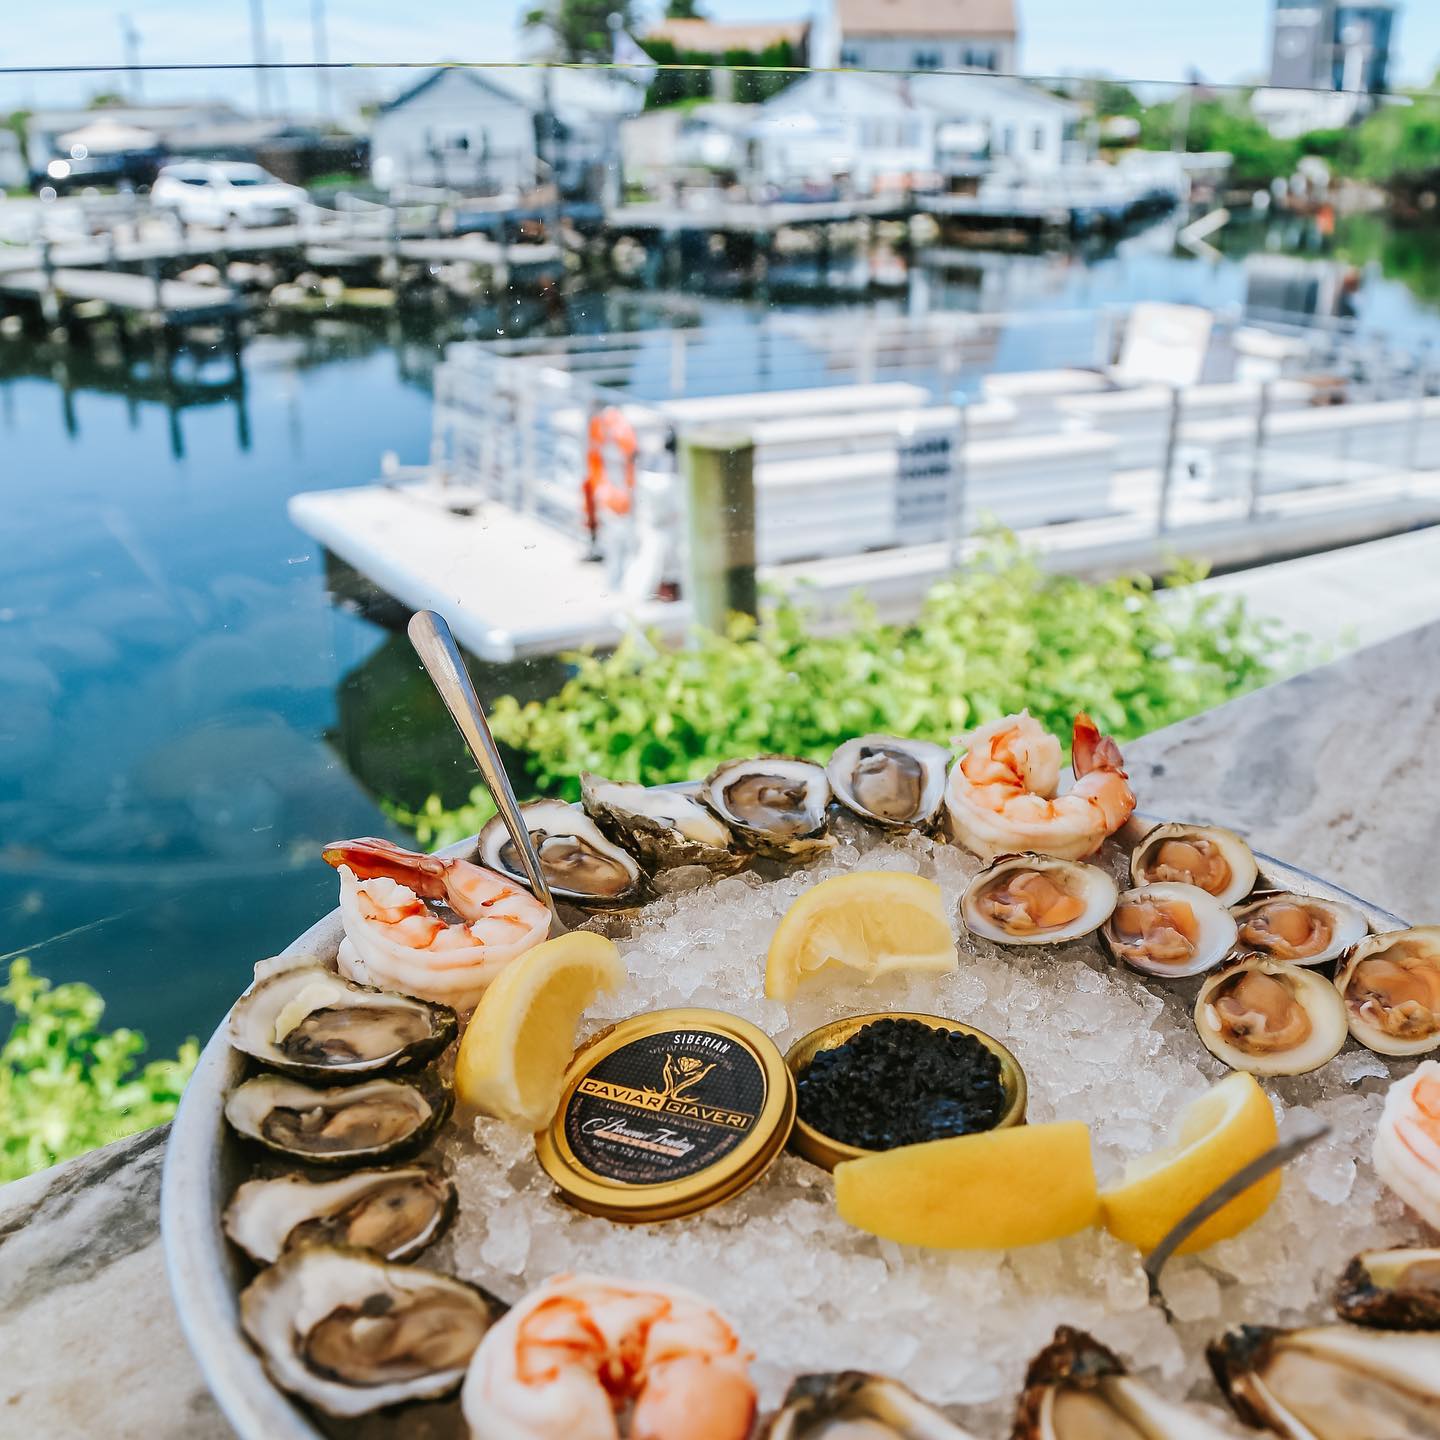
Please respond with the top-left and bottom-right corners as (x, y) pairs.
(2, 47), (1439, 1174)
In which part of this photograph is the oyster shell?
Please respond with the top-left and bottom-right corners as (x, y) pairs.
(702, 755), (834, 859)
(763, 1370), (979, 1438)
(826, 735), (951, 831)
(1207, 1323), (1440, 1440)
(1334, 927), (1440, 1056)
(1335, 1248), (1440, 1330)
(1130, 823), (1258, 907)
(223, 1165), (456, 1266)
(579, 773), (744, 874)
(224, 1072), (451, 1166)
(961, 854), (1117, 947)
(479, 799), (646, 909)
(227, 966), (456, 1082)
(240, 1245), (500, 1418)
(1015, 1326), (1238, 1439)
(1230, 892), (1368, 968)
(1194, 955), (1348, 1075)
(1101, 882), (1238, 978)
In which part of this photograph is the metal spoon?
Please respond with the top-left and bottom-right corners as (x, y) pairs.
(1143, 1113), (1331, 1318)
(407, 609), (568, 935)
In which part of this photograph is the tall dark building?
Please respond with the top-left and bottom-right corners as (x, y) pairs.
(1267, 0), (1397, 94)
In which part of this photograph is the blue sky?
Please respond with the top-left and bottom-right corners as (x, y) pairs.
(2, 1), (1437, 110)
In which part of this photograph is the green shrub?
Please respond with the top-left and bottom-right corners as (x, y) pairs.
(0, 958), (198, 1184)
(389, 541), (1307, 847)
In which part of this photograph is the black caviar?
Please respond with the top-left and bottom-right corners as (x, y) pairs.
(795, 1018), (1005, 1150)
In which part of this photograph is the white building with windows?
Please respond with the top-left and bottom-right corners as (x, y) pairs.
(750, 69), (1078, 191)
(833, 0), (1019, 75)
(751, 72), (936, 192)
(369, 66), (640, 197)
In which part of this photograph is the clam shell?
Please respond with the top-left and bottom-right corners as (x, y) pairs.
(1130, 822), (1258, 907)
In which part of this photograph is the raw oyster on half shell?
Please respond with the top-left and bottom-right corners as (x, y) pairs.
(240, 1245), (501, 1417)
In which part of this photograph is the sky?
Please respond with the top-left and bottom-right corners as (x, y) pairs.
(2, 0), (1437, 112)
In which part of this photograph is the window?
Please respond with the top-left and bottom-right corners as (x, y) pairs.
(1001, 125), (1014, 155)
(839, 47), (860, 67)
(1032, 125), (1046, 151)
(913, 49), (941, 70)
(900, 122), (922, 148)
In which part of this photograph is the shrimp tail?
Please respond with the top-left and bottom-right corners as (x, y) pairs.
(321, 836), (450, 899)
(1072, 713), (1126, 780)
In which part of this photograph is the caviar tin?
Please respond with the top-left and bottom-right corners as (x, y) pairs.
(534, 1007), (796, 1223)
(783, 1011), (1029, 1172)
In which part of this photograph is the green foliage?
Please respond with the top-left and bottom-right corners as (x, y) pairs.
(643, 38), (798, 110)
(1344, 89), (1440, 187)
(523, 0), (640, 62)
(1091, 80), (1142, 119)
(664, 0), (707, 16)
(0, 958), (198, 1183)
(1140, 96), (1300, 186)
(392, 543), (1306, 848)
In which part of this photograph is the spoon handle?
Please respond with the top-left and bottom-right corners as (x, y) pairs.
(406, 610), (566, 933)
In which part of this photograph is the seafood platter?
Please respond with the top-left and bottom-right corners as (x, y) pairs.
(161, 708), (1440, 1440)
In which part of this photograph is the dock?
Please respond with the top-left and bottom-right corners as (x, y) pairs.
(0, 267), (242, 323)
(288, 465), (1440, 662)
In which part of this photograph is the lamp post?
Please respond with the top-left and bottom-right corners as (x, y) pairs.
(249, 0), (271, 117)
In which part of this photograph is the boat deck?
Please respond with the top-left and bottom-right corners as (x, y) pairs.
(288, 467), (1440, 661)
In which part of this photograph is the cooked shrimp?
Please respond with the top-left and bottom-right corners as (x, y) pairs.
(1374, 1060), (1440, 1231)
(944, 710), (1135, 861)
(323, 838), (551, 1012)
(461, 1274), (756, 1440)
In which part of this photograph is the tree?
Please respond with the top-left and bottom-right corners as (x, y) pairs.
(665, 0), (708, 16)
(1139, 96), (1299, 187)
(524, 0), (641, 62)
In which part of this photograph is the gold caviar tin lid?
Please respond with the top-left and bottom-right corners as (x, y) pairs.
(535, 1008), (796, 1224)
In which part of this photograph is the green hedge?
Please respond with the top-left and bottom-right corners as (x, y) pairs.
(1, 959), (198, 1183)
(390, 541), (1307, 847)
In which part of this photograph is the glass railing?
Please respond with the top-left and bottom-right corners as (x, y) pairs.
(3, 56), (1439, 1174)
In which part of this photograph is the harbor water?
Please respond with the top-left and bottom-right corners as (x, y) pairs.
(4, 216), (1440, 1054)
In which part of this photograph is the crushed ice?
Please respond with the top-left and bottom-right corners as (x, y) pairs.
(430, 825), (1427, 1432)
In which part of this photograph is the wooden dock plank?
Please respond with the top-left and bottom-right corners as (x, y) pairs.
(0, 267), (240, 319)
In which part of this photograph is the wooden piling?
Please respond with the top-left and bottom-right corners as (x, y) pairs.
(682, 427), (756, 629)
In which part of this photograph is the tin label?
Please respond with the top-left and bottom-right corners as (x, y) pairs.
(562, 1027), (767, 1186)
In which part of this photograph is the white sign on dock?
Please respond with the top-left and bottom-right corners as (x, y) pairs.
(894, 412), (964, 546)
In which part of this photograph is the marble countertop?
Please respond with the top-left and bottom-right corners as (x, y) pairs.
(3, 619), (1437, 1440)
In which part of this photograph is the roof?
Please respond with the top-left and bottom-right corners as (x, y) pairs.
(761, 70), (1073, 121)
(643, 18), (809, 54)
(378, 66), (640, 121)
(836, 0), (1017, 39)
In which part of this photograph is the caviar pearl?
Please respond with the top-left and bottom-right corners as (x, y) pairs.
(795, 1018), (1005, 1151)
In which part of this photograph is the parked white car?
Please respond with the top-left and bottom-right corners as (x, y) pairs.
(150, 162), (306, 227)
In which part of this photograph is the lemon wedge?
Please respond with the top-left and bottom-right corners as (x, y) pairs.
(834, 1121), (1099, 1249)
(765, 871), (958, 1001)
(454, 931), (625, 1129)
(1100, 1071), (1280, 1255)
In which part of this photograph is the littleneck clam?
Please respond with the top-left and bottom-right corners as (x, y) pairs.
(762, 1370), (979, 1438)
(223, 1165), (457, 1266)
(1101, 882), (1238, 978)
(1230, 892), (1368, 968)
(1207, 1323), (1440, 1440)
(239, 1245), (501, 1418)
(1015, 1326), (1239, 1439)
(479, 798), (646, 908)
(960, 854), (1117, 947)
(702, 755), (834, 859)
(1130, 822), (1258, 907)
(1335, 1248), (1440, 1330)
(826, 735), (951, 832)
(1334, 926), (1440, 1056)
(1194, 955), (1348, 1075)
(224, 1072), (451, 1166)
(579, 773), (743, 874)
(227, 966), (457, 1082)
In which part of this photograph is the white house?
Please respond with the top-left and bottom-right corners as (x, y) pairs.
(834, 0), (1019, 75)
(909, 72), (1081, 174)
(750, 70), (1079, 191)
(750, 72), (937, 192)
(369, 67), (640, 197)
